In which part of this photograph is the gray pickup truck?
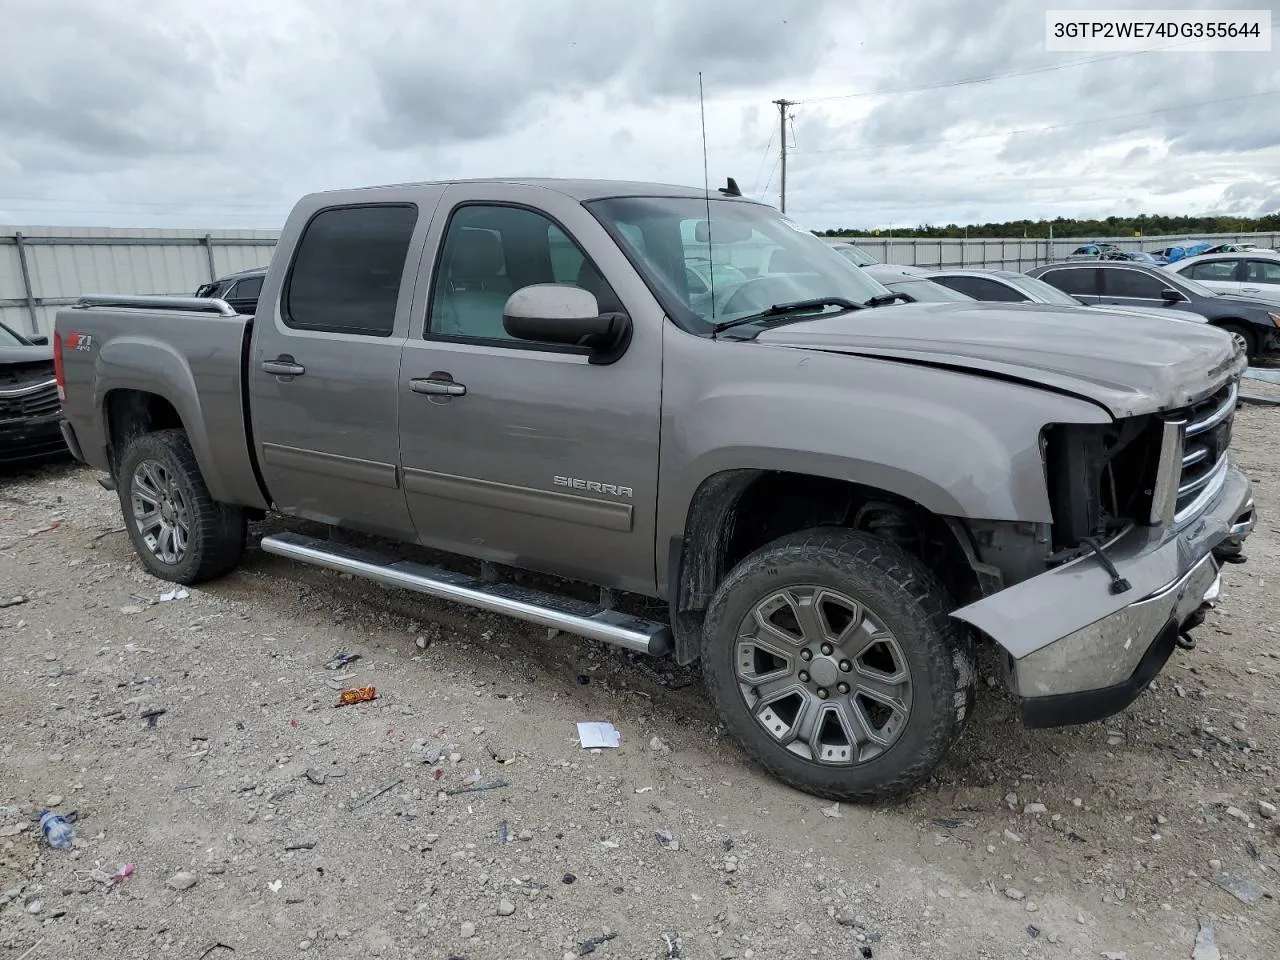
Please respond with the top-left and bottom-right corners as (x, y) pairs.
(54, 178), (1256, 800)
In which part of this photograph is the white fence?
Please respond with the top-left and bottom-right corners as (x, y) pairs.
(0, 226), (278, 337)
(832, 231), (1280, 273)
(4, 225), (1279, 338)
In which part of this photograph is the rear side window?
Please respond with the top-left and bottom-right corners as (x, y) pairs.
(1186, 260), (1238, 281)
(231, 275), (264, 300)
(1245, 260), (1280, 284)
(285, 204), (418, 336)
(935, 276), (1026, 301)
(1040, 268), (1099, 297)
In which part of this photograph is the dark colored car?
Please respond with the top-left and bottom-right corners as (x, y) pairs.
(0, 320), (65, 464)
(1027, 261), (1280, 360)
(195, 267), (267, 315)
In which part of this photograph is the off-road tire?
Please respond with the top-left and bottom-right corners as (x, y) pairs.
(117, 429), (246, 584)
(701, 527), (976, 801)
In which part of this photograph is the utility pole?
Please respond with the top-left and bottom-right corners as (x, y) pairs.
(773, 98), (792, 213)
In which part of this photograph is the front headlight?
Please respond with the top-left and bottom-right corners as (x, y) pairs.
(1268, 312), (1280, 327)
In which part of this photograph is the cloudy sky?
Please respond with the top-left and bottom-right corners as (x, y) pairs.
(0, 0), (1277, 232)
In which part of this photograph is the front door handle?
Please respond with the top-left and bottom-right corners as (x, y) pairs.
(262, 357), (305, 376)
(410, 377), (467, 397)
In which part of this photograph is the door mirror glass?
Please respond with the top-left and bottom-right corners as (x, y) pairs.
(502, 284), (632, 363)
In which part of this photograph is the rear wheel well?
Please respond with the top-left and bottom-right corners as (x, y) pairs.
(104, 390), (184, 478)
(670, 469), (981, 664)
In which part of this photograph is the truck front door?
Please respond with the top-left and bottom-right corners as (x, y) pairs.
(397, 183), (662, 595)
(250, 194), (436, 539)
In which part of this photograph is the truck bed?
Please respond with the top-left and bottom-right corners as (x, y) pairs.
(55, 296), (269, 510)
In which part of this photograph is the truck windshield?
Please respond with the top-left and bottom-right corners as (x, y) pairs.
(0, 322), (24, 346)
(588, 196), (892, 335)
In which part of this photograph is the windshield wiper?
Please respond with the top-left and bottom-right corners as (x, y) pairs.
(863, 293), (908, 307)
(712, 297), (862, 335)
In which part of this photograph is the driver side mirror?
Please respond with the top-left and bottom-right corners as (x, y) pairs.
(502, 284), (632, 365)
(28, 334), (49, 346)
(1160, 288), (1184, 303)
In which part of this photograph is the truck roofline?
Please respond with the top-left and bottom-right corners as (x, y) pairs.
(304, 177), (767, 205)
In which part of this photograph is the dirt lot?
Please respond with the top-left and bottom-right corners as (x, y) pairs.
(2, 411), (1278, 960)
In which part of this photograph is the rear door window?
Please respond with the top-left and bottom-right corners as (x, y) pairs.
(285, 204), (418, 336)
(1245, 260), (1280, 284)
(935, 276), (1026, 301)
(1040, 268), (1099, 297)
(1187, 259), (1239, 282)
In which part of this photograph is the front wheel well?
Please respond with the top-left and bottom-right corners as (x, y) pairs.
(670, 470), (983, 664)
(104, 389), (184, 478)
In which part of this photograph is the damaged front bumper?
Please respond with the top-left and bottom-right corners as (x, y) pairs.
(952, 463), (1256, 728)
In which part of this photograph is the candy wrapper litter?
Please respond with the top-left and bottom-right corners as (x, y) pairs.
(335, 685), (377, 707)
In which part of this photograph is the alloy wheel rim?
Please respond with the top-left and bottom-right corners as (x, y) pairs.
(131, 459), (191, 565)
(734, 586), (913, 765)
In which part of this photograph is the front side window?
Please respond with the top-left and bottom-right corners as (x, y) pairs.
(429, 204), (619, 344)
(285, 204), (418, 336)
(1102, 269), (1165, 299)
(1245, 260), (1280, 284)
(935, 276), (1025, 302)
(588, 197), (891, 334)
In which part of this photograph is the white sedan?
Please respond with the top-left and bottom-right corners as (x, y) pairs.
(1164, 252), (1280, 303)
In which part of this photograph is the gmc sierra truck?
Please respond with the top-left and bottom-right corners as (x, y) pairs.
(54, 178), (1256, 800)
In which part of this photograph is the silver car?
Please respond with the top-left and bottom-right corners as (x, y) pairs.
(859, 263), (974, 303)
(929, 268), (1211, 325)
(823, 238), (878, 267)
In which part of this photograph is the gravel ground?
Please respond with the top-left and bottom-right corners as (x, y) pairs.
(2, 412), (1279, 960)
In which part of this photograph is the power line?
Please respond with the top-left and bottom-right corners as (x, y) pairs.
(750, 128), (776, 197)
(794, 21), (1280, 105)
(792, 87), (1280, 158)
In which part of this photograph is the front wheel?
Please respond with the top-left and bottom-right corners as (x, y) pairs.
(117, 429), (246, 584)
(701, 528), (975, 801)
(1216, 322), (1256, 362)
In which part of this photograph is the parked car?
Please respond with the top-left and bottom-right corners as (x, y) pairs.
(54, 177), (1255, 801)
(0, 320), (65, 464)
(823, 239), (879, 266)
(1150, 242), (1211, 264)
(195, 267), (267, 315)
(1201, 242), (1276, 255)
(1027, 260), (1280, 359)
(1165, 253), (1280, 302)
(1118, 251), (1162, 265)
(929, 268), (1211, 325)
(1065, 242), (1127, 261)
(858, 263), (974, 303)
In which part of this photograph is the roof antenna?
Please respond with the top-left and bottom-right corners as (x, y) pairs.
(719, 177), (742, 197)
(699, 72), (717, 324)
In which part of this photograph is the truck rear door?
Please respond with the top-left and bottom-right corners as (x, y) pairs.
(249, 192), (439, 539)
(397, 183), (662, 595)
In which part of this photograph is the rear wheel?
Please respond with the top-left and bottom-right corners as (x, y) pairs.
(118, 429), (246, 584)
(1217, 322), (1256, 361)
(701, 528), (975, 801)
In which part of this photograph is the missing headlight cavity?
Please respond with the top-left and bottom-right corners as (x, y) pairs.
(1043, 417), (1161, 551)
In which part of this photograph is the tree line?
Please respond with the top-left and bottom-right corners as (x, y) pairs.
(820, 212), (1280, 239)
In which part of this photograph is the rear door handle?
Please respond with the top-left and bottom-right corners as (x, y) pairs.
(262, 358), (305, 376)
(410, 377), (466, 397)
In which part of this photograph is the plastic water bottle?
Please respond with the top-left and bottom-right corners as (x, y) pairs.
(38, 810), (73, 850)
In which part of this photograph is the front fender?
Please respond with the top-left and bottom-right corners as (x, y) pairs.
(655, 336), (1112, 589)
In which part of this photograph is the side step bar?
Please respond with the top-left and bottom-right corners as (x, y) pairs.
(259, 531), (673, 656)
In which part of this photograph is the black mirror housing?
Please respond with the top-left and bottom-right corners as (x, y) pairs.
(1160, 288), (1183, 303)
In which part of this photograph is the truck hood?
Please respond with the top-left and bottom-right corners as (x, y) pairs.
(754, 301), (1242, 418)
(0, 345), (53, 366)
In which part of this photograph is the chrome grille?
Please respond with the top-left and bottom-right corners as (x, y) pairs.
(1173, 380), (1237, 523)
(0, 378), (60, 422)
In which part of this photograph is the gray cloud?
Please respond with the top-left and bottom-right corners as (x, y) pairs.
(0, 0), (1275, 230)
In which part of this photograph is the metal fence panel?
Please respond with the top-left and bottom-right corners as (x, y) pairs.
(4, 225), (1280, 338)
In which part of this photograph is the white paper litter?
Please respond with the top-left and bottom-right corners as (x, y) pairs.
(576, 721), (621, 749)
(159, 588), (189, 602)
